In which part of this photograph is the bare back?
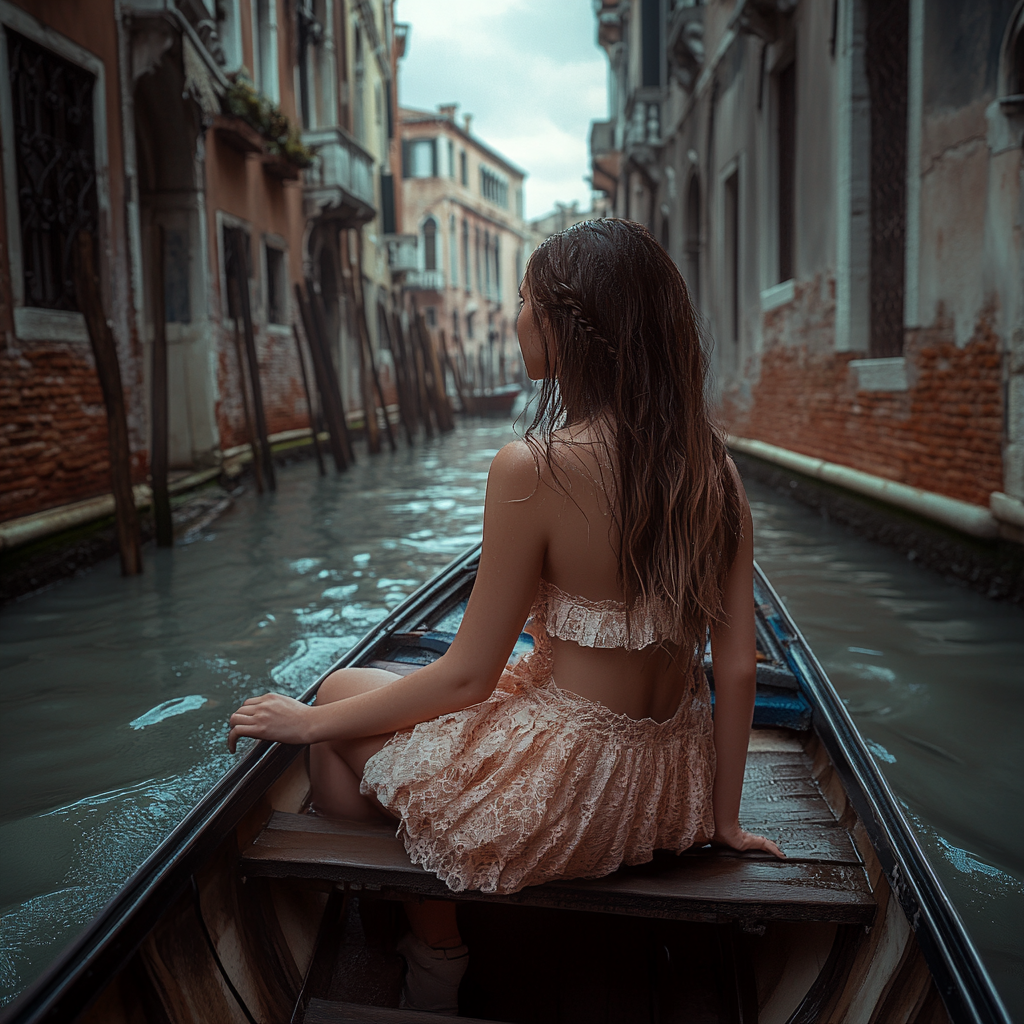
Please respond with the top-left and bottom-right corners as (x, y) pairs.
(524, 428), (695, 723)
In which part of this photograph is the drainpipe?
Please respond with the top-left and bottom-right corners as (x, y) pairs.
(728, 435), (1002, 540)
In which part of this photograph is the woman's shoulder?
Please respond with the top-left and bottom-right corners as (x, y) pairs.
(487, 440), (543, 501)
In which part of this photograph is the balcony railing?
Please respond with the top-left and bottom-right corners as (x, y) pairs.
(405, 270), (445, 291)
(302, 126), (376, 225)
(383, 234), (419, 273)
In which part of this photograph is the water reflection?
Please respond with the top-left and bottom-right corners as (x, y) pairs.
(0, 423), (515, 1004)
(0, 427), (1021, 1016)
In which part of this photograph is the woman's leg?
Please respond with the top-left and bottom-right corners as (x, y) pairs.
(308, 667), (399, 821)
(309, 668), (463, 949)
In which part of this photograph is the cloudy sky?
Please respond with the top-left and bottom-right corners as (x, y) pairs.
(394, 0), (608, 222)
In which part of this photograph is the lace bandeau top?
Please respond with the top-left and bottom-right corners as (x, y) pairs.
(534, 579), (683, 650)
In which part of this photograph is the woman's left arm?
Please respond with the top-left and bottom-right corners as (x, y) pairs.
(228, 442), (547, 751)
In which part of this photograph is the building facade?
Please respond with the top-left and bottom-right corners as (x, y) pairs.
(397, 104), (527, 391)
(592, 0), (1024, 541)
(1, 0), (401, 525)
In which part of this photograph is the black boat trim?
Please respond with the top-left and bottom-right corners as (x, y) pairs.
(753, 565), (1010, 1024)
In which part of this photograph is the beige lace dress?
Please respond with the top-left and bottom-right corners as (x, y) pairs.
(360, 579), (716, 894)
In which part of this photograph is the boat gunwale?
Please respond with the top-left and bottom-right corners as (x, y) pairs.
(753, 566), (1011, 1024)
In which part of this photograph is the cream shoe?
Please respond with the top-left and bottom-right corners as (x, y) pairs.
(396, 931), (469, 1014)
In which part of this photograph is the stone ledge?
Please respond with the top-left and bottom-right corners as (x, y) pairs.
(848, 356), (909, 392)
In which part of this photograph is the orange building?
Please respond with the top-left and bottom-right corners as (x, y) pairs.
(396, 103), (527, 390)
(1, 0), (401, 526)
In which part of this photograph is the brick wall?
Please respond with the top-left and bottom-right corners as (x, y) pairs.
(0, 343), (147, 521)
(721, 292), (1004, 508)
(215, 329), (311, 451)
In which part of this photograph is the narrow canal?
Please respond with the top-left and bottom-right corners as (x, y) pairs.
(1, 418), (1021, 1016)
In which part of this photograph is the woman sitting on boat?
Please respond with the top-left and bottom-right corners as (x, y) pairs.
(228, 218), (784, 1013)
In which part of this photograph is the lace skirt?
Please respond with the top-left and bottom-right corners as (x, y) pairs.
(360, 653), (716, 895)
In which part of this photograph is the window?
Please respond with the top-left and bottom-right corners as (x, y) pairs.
(216, 0), (243, 71)
(403, 138), (436, 178)
(466, 310), (475, 339)
(776, 61), (796, 283)
(265, 244), (286, 324)
(7, 30), (98, 312)
(254, 0), (279, 103)
(353, 26), (365, 142)
(484, 230), (491, 294)
(448, 139), (455, 178)
(723, 171), (739, 344)
(494, 235), (501, 296)
(462, 219), (470, 293)
(449, 213), (457, 286)
(459, 149), (467, 186)
(165, 229), (191, 323)
(866, 0), (908, 357)
(451, 309), (459, 338)
(480, 166), (508, 207)
(424, 306), (437, 328)
(222, 224), (251, 320)
(685, 175), (701, 308)
(641, 0), (662, 88)
(474, 226), (481, 292)
(422, 217), (437, 271)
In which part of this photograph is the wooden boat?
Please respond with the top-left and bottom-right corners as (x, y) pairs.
(2, 546), (1010, 1024)
(462, 384), (521, 417)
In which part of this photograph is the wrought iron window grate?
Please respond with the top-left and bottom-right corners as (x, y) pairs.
(8, 29), (98, 312)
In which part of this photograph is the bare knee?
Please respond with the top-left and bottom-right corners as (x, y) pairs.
(316, 666), (400, 705)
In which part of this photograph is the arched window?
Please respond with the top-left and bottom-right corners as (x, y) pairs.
(685, 174), (701, 308)
(423, 217), (437, 271)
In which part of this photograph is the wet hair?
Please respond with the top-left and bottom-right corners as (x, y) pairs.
(522, 218), (743, 653)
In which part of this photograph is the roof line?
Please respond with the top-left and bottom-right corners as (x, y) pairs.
(399, 110), (527, 178)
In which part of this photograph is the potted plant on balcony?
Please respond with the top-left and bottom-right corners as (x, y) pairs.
(219, 71), (316, 177)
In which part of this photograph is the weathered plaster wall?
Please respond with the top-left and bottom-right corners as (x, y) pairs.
(204, 130), (310, 452)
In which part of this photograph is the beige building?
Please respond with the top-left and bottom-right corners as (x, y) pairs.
(528, 198), (612, 253)
(396, 104), (527, 390)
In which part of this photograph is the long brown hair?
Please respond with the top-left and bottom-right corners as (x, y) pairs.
(523, 218), (742, 652)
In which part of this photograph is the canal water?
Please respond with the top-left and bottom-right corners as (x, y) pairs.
(1, 418), (1021, 1016)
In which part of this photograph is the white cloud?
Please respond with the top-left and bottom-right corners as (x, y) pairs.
(395, 0), (607, 220)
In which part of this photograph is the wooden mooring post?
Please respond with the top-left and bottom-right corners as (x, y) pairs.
(352, 231), (396, 453)
(295, 280), (350, 472)
(230, 231), (276, 491)
(150, 227), (173, 546)
(230, 278), (264, 494)
(73, 231), (143, 575)
(293, 323), (326, 476)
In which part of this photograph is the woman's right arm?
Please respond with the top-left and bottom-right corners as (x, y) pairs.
(708, 469), (785, 858)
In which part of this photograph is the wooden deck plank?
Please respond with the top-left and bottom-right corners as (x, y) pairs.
(242, 814), (874, 925)
(242, 741), (874, 926)
(304, 998), (493, 1023)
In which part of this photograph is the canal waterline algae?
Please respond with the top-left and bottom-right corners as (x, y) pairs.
(0, 422), (1021, 1015)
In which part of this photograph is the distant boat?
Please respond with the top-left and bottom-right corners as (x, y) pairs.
(1, 546), (1010, 1024)
(462, 383), (521, 417)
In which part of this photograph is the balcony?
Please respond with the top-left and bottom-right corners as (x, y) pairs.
(302, 126), (376, 226)
(405, 270), (445, 291)
(383, 234), (419, 274)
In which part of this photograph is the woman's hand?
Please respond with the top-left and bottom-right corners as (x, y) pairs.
(227, 693), (316, 753)
(712, 822), (786, 859)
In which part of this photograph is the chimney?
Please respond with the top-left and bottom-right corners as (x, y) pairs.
(463, 113), (473, 135)
(437, 103), (458, 121)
